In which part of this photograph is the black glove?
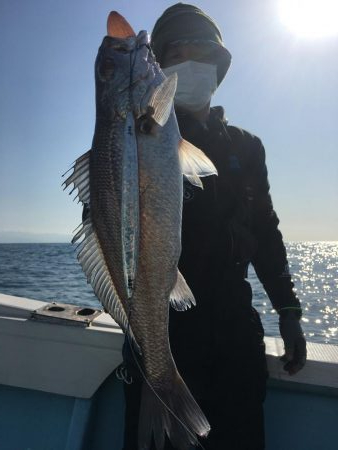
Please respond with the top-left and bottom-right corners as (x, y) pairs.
(279, 309), (307, 375)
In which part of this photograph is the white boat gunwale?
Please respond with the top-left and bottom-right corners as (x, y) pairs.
(0, 292), (337, 399)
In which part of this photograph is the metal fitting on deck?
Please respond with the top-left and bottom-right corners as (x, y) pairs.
(31, 302), (102, 327)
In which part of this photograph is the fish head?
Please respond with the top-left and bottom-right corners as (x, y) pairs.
(95, 12), (168, 125)
(94, 34), (137, 121)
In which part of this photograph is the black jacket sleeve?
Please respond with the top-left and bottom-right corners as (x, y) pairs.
(248, 136), (301, 313)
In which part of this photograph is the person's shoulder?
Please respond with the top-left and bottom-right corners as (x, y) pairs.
(226, 124), (263, 150)
(209, 107), (265, 163)
(225, 126), (265, 171)
(210, 107), (263, 148)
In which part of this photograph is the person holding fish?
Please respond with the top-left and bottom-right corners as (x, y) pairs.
(64, 4), (306, 450)
(121, 3), (307, 450)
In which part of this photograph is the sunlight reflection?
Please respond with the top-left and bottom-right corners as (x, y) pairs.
(252, 242), (338, 344)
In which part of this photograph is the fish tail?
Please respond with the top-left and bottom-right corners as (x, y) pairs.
(138, 375), (210, 450)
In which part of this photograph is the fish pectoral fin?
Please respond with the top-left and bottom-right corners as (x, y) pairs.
(148, 73), (177, 127)
(179, 139), (218, 189)
(63, 150), (142, 354)
(170, 270), (196, 311)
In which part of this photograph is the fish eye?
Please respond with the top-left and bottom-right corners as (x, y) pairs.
(138, 116), (153, 134)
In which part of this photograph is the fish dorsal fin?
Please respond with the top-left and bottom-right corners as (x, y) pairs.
(148, 73), (177, 127)
(62, 150), (91, 204)
(170, 270), (196, 311)
(179, 139), (218, 188)
(75, 218), (141, 354)
(63, 150), (140, 354)
(107, 11), (136, 38)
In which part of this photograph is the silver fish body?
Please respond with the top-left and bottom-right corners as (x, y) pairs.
(64, 25), (217, 450)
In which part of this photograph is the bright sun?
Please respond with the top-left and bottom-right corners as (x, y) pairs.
(278, 0), (338, 38)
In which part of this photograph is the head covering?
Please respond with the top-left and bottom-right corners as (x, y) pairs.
(151, 3), (232, 85)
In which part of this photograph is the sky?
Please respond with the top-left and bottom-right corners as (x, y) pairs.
(0, 0), (337, 242)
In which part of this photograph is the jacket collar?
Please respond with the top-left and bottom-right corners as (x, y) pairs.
(176, 106), (232, 143)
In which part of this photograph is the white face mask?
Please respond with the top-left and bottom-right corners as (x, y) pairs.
(162, 60), (217, 112)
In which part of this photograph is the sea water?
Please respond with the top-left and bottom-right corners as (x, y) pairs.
(0, 242), (337, 345)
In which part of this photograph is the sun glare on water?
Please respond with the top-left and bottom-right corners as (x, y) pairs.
(278, 0), (338, 38)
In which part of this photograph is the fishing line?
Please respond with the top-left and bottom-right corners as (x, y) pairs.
(124, 310), (207, 450)
(128, 39), (138, 101)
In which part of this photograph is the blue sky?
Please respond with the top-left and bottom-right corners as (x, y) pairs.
(0, 0), (337, 242)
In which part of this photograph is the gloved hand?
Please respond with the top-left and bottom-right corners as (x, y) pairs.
(279, 309), (307, 375)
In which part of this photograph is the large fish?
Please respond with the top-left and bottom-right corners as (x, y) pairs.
(64, 11), (217, 450)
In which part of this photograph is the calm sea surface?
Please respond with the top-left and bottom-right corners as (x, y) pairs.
(0, 242), (337, 345)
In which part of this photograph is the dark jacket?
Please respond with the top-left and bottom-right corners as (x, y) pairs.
(177, 106), (300, 312)
(166, 106), (300, 397)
